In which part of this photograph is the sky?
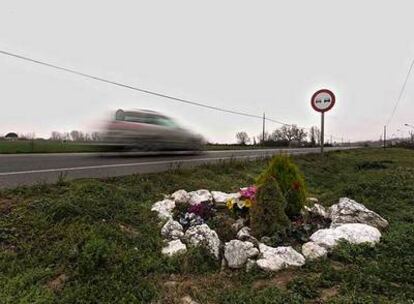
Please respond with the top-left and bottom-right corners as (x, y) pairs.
(1, 0), (414, 143)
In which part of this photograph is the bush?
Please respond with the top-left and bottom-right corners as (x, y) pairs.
(257, 155), (306, 218)
(250, 175), (291, 238)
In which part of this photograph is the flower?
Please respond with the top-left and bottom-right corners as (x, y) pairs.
(237, 199), (246, 209)
(226, 198), (236, 210)
(244, 199), (252, 208)
(240, 186), (257, 200)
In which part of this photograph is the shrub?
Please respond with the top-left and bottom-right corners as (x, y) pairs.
(250, 175), (291, 238)
(257, 155), (306, 218)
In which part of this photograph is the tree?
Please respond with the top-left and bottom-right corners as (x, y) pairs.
(50, 131), (63, 141)
(236, 131), (250, 145)
(70, 130), (86, 142)
(309, 126), (321, 146)
(256, 155), (307, 218)
(270, 125), (307, 146)
(250, 175), (290, 238)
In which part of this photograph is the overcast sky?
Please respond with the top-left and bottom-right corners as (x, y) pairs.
(1, 0), (414, 143)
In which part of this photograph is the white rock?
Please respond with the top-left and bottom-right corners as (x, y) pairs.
(188, 190), (212, 205)
(236, 227), (251, 240)
(211, 191), (240, 204)
(151, 199), (175, 220)
(335, 223), (381, 245)
(256, 255), (285, 272)
(171, 190), (190, 204)
(161, 219), (184, 240)
(224, 240), (259, 268)
(307, 197), (319, 204)
(329, 197), (388, 230)
(301, 242), (328, 260)
(310, 228), (346, 249)
(184, 224), (221, 259)
(231, 218), (246, 232)
(305, 203), (329, 219)
(310, 223), (381, 250)
(162, 240), (187, 257)
(236, 227), (258, 244)
(256, 244), (305, 272)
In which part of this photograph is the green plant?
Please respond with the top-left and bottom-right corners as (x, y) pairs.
(250, 175), (291, 238)
(257, 155), (307, 218)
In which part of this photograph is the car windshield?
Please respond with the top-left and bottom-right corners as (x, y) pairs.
(155, 116), (179, 128)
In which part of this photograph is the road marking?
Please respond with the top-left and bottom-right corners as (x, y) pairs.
(0, 154), (277, 176)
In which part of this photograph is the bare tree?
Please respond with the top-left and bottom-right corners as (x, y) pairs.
(309, 126), (321, 145)
(271, 125), (307, 146)
(236, 131), (250, 145)
(70, 130), (83, 142)
(50, 131), (63, 141)
(256, 131), (270, 145)
(90, 132), (101, 141)
(20, 132), (36, 140)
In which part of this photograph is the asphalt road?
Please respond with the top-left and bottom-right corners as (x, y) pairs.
(0, 147), (353, 189)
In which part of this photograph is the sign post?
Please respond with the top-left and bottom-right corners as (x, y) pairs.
(311, 89), (336, 154)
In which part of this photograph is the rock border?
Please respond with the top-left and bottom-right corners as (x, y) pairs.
(152, 189), (387, 272)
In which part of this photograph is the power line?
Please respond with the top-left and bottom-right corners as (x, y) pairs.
(0, 49), (348, 141)
(0, 49), (291, 125)
(386, 57), (414, 126)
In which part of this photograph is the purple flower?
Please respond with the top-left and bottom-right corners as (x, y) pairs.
(240, 185), (257, 200)
(188, 202), (214, 220)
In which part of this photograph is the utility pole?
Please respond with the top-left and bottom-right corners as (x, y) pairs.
(262, 112), (266, 146)
(383, 125), (387, 149)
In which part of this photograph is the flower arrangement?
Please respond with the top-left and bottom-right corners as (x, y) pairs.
(226, 185), (256, 216)
(178, 201), (216, 228)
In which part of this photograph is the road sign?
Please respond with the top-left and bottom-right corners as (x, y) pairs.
(311, 89), (335, 113)
(311, 89), (336, 154)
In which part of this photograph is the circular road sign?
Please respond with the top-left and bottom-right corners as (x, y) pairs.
(311, 89), (336, 112)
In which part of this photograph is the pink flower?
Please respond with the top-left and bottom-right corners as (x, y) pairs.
(240, 185), (257, 200)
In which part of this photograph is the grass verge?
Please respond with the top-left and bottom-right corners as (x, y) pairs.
(1, 148), (413, 303)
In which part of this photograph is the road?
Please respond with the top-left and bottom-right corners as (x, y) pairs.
(0, 147), (353, 189)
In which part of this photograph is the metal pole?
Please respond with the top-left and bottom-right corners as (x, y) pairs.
(321, 112), (325, 153)
(383, 125), (386, 149)
(262, 112), (265, 145)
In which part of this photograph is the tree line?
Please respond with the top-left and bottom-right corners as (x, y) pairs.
(49, 130), (101, 142)
(236, 125), (323, 147)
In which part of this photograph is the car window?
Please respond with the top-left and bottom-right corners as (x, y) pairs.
(123, 112), (146, 123)
(156, 117), (178, 127)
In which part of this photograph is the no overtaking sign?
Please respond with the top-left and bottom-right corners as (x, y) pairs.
(311, 89), (336, 153)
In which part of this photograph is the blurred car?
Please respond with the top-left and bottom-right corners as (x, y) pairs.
(102, 109), (204, 151)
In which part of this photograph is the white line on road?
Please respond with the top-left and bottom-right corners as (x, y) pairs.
(0, 154), (277, 176)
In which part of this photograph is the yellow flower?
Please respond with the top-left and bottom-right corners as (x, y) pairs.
(226, 198), (235, 210)
(244, 199), (252, 208)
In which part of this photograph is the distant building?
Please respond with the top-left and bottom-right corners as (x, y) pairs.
(5, 132), (18, 140)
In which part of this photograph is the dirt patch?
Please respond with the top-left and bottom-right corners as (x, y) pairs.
(160, 273), (234, 304)
(252, 269), (297, 290)
(47, 274), (68, 292)
(319, 285), (340, 302)
(0, 198), (15, 215)
(330, 261), (345, 271)
(119, 223), (140, 237)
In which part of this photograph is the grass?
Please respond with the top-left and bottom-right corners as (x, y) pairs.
(1, 148), (414, 303)
(0, 140), (307, 154)
(0, 140), (101, 154)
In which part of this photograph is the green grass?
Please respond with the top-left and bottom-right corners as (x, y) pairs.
(1, 148), (414, 303)
(0, 140), (101, 154)
(0, 140), (302, 154)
